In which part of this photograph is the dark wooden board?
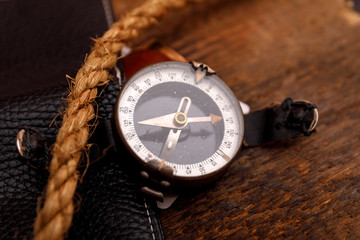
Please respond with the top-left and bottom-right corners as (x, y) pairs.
(114, 0), (360, 238)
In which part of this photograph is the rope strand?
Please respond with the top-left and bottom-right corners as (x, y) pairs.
(34, 1), (200, 239)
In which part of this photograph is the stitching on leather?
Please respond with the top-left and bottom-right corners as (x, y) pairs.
(143, 198), (156, 240)
(101, 0), (114, 28)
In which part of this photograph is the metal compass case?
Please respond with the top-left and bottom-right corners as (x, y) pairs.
(114, 43), (318, 203)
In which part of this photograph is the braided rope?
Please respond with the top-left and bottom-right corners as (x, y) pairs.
(33, 0), (200, 239)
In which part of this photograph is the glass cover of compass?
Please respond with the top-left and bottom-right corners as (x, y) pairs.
(115, 61), (244, 187)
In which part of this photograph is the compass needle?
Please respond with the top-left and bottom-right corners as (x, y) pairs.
(160, 97), (192, 161)
(137, 113), (176, 128)
(138, 113), (223, 129)
(186, 114), (223, 124)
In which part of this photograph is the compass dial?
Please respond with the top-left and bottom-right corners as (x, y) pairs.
(115, 61), (244, 184)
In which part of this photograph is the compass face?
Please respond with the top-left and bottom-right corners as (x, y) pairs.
(115, 61), (244, 182)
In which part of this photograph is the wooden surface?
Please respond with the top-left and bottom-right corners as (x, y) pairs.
(113, 0), (360, 239)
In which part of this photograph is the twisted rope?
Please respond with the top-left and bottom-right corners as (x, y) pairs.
(33, 0), (200, 239)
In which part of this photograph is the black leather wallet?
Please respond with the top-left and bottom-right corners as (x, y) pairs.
(0, 0), (164, 239)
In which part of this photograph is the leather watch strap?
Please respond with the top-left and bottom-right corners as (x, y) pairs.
(121, 41), (187, 80)
(244, 98), (318, 147)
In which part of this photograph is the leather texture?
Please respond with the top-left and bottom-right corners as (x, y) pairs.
(0, 88), (62, 239)
(0, 0), (107, 99)
(0, 0), (164, 239)
(0, 82), (164, 240)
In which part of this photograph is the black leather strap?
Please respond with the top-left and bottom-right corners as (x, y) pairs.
(244, 98), (318, 146)
(0, 0), (164, 239)
(0, 82), (164, 240)
(0, 0), (109, 100)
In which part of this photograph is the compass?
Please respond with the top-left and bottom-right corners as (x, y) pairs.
(115, 61), (244, 188)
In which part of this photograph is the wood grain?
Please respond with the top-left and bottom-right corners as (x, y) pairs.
(113, 0), (360, 238)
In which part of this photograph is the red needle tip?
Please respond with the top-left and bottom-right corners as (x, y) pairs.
(210, 114), (223, 124)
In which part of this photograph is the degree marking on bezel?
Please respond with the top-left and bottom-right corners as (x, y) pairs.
(195, 69), (206, 83)
(216, 149), (231, 161)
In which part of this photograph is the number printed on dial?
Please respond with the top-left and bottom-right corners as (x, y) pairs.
(115, 61), (244, 179)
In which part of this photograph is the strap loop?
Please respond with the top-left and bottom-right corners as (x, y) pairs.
(244, 98), (318, 146)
